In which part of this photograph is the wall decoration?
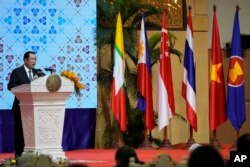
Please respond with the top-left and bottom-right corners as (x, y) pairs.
(141, 0), (186, 29)
(0, 0), (97, 109)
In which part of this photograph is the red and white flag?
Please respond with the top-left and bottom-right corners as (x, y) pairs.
(157, 10), (175, 130)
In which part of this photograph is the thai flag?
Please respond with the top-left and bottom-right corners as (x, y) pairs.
(181, 9), (197, 131)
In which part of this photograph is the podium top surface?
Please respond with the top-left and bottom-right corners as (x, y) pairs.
(11, 75), (74, 93)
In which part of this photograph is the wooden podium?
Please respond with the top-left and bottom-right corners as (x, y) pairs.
(11, 74), (74, 160)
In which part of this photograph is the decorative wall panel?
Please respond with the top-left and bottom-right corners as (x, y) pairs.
(141, 0), (186, 29)
(0, 0), (97, 109)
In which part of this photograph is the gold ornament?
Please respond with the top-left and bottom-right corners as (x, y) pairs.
(46, 74), (62, 92)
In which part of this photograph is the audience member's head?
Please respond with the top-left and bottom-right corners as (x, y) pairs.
(188, 145), (225, 167)
(115, 145), (143, 167)
(237, 133), (250, 152)
(188, 143), (201, 153)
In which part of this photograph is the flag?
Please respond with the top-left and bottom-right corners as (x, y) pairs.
(137, 14), (154, 131)
(110, 12), (127, 132)
(181, 8), (197, 131)
(227, 7), (246, 131)
(157, 10), (175, 131)
(209, 6), (227, 131)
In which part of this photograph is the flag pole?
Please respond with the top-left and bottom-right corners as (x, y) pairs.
(210, 129), (223, 148)
(157, 8), (174, 149)
(140, 113), (152, 148)
(160, 127), (172, 148)
(114, 122), (124, 148)
(181, 5), (197, 150)
(227, 3), (246, 150)
(231, 130), (240, 150)
(183, 126), (195, 149)
(111, 11), (127, 148)
(137, 13), (154, 149)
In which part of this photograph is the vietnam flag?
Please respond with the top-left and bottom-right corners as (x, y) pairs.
(209, 6), (227, 131)
(227, 6), (246, 131)
(157, 10), (175, 131)
(137, 14), (154, 131)
(110, 12), (127, 132)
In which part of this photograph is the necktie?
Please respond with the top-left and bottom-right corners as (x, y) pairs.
(28, 70), (33, 81)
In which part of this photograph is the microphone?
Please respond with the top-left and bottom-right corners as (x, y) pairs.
(33, 68), (45, 78)
(44, 68), (55, 74)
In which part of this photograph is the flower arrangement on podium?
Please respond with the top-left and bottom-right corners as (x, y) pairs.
(60, 70), (85, 96)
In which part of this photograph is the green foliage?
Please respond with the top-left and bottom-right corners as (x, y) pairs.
(148, 33), (161, 66)
(122, 108), (144, 148)
(97, 0), (162, 64)
(97, 68), (112, 87)
(148, 32), (183, 66)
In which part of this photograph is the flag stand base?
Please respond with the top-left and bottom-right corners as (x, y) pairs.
(230, 140), (237, 151)
(159, 139), (172, 149)
(115, 138), (124, 148)
(210, 138), (223, 149)
(139, 139), (152, 149)
(114, 129), (124, 148)
(139, 130), (152, 149)
(210, 130), (224, 149)
(182, 126), (195, 150)
(230, 130), (240, 151)
(182, 138), (195, 150)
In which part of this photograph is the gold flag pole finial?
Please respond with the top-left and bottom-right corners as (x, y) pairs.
(188, 5), (192, 12)
(213, 4), (216, 12)
(236, 4), (240, 12)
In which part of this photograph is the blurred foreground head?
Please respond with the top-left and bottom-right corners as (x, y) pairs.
(115, 145), (143, 167)
(188, 145), (224, 167)
(237, 133), (250, 152)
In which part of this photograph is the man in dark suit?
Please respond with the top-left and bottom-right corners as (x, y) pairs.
(7, 51), (44, 157)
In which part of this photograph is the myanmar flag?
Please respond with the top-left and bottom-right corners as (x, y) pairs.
(110, 12), (127, 132)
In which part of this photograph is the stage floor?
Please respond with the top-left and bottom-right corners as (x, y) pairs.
(0, 146), (231, 167)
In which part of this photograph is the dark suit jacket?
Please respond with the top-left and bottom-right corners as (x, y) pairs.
(7, 65), (40, 111)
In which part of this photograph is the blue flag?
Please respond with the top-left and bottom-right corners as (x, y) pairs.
(227, 9), (246, 131)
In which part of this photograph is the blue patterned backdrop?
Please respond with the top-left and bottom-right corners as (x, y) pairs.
(0, 0), (97, 109)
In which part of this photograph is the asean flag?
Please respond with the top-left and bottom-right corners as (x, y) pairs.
(227, 7), (246, 131)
